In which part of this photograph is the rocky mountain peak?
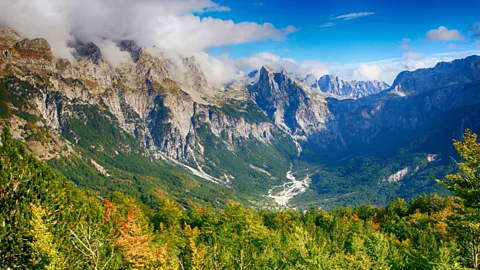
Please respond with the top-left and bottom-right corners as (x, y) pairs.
(391, 55), (480, 96)
(260, 65), (275, 75)
(1, 37), (55, 73)
(304, 74), (318, 88)
(72, 41), (103, 65)
(117, 40), (142, 62)
(318, 74), (389, 99)
(0, 28), (22, 49)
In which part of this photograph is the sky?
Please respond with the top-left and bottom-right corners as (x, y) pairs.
(1, 0), (479, 84)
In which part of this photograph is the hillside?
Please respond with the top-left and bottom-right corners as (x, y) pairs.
(1, 127), (477, 269)
(0, 28), (480, 209)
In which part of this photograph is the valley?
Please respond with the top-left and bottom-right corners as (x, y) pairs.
(267, 166), (311, 207)
(0, 27), (479, 211)
(2, 0), (480, 268)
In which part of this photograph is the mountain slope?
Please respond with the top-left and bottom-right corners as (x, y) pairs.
(0, 28), (296, 207)
(2, 27), (480, 209)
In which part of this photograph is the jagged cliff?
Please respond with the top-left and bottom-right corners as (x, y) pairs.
(317, 74), (389, 99)
(2, 27), (480, 208)
(0, 28), (296, 194)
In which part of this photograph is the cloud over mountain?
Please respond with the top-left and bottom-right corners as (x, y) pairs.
(0, 0), (294, 59)
(425, 26), (465, 41)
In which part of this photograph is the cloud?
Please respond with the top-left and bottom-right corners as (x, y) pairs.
(0, 0), (298, 85)
(318, 22), (336, 28)
(425, 26), (465, 41)
(205, 49), (480, 85)
(402, 51), (423, 60)
(252, 1), (264, 6)
(333, 50), (480, 83)
(236, 52), (329, 79)
(0, 0), (295, 62)
(334, 12), (375, 21)
(98, 40), (134, 67)
(194, 53), (245, 84)
(446, 43), (466, 50)
(398, 38), (413, 50)
(317, 11), (374, 29)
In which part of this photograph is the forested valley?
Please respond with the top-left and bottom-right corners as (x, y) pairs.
(2, 127), (480, 269)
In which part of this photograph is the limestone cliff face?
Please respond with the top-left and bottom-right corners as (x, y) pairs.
(0, 28), (279, 167)
(317, 74), (389, 99)
(248, 66), (331, 138)
(2, 27), (480, 184)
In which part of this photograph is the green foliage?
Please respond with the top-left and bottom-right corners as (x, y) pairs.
(438, 129), (480, 208)
(212, 100), (271, 124)
(1, 127), (479, 269)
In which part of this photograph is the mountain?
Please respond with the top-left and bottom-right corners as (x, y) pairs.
(0, 28), (296, 208)
(1, 27), (480, 209)
(303, 73), (319, 89)
(248, 66), (330, 137)
(317, 74), (390, 99)
(298, 55), (480, 208)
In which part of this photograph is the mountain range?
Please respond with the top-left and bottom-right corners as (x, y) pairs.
(1, 27), (479, 209)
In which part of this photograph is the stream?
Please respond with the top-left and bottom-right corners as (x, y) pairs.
(268, 167), (310, 207)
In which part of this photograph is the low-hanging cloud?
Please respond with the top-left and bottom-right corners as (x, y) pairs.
(0, 1), (478, 86)
(235, 50), (480, 84)
(0, 0), (295, 80)
(236, 52), (330, 79)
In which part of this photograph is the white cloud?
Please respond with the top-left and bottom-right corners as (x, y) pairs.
(334, 12), (375, 21)
(332, 50), (480, 83)
(98, 40), (134, 67)
(0, 0), (295, 63)
(0, 0), (298, 84)
(227, 49), (480, 85)
(318, 22), (336, 28)
(236, 52), (329, 79)
(425, 26), (465, 41)
(398, 38), (413, 50)
(402, 51), (423, 60)
(194, 53), (245, 84)
(0, 0), (477, 87)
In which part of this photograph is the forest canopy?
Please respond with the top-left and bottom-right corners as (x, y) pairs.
(1, 128), (480, 269)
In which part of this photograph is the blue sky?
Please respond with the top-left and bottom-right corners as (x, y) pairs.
(3, 0), (480, 84)
(205, 0), (480, 63)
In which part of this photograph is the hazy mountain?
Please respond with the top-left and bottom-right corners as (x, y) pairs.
(317, 74), (390, 99)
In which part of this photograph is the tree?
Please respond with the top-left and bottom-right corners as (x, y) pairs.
(29, 204), (64, 270)
(437, 129), (480, 268)
(438, 129), (480, 208)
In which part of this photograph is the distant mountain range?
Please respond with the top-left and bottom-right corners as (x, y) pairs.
(1, 27), (479, 209)
(247, 68), (390, 99)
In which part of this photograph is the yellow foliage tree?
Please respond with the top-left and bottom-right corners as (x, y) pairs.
(29, 204), (64, 270)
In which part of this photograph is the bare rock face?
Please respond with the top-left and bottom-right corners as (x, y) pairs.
(0, 28), (22, 49)
(249, 66), (331, 137)
(391, 55), (480, 96)
(1, 37), (55, 74)
(73, 42), (103, 64)
(0, 28), (282, 168)
(318, 75), (389, 99)
(2, 27), (480, 194)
